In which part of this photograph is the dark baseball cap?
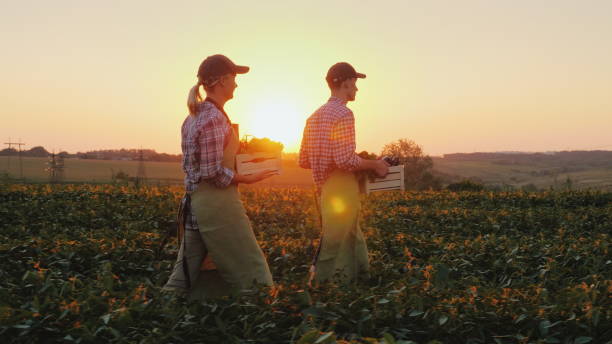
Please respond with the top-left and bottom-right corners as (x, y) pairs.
(326, 62), (366, 84)
(197, 54), (249, 86)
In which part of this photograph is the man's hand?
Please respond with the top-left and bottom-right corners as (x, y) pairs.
(356, 158), (390, 177)
(233, 169), (277, 184)
(374, 159), (390, 178)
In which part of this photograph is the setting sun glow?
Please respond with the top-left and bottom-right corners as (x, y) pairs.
(242, 97), (305, 153)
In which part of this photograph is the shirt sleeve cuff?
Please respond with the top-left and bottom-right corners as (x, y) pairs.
(299, 156), (311, 169)
(348, 155), (363, 171)
(338, 154), (362, 171)
(213, 167), (235, 188)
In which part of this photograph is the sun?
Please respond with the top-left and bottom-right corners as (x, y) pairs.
(243, 98), (306, 153)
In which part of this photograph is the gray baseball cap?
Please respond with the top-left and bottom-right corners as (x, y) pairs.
(326, 62), (366, 84)
(197, 54), (249, 86)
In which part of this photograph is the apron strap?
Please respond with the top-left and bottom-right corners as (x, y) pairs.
(308, 190), (323, 287)
(180, 194), (192, 289)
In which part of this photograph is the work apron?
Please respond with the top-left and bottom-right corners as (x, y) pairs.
(313, 170), (369, 283)
(164, 127), (273, 299)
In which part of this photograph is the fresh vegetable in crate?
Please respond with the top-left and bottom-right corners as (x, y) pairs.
(356, 151), (403, 193)
(239, 136), (283, 154)
(236, 136), (283, 175)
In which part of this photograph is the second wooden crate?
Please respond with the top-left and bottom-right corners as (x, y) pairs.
(366, 165), (405, 193)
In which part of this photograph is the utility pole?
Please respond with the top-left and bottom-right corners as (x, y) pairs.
(136, 148), (147, 186)
(46, 151), (65, 183)
(18, 138), (24, 179)
(4, 138), (25, 179)
(3, 138), (11, 173)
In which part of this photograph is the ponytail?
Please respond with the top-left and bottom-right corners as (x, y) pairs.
(187, 81), (203, 116)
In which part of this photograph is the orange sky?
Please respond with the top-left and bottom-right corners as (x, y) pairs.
(1, 1), (611, 156)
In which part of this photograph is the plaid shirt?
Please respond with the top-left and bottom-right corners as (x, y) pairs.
(181, 101), (235, 192)
(299, 97), (363, 190)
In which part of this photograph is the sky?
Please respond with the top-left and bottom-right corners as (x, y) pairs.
(1, 0), (611, 156)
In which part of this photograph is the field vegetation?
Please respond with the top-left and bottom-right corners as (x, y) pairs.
(1, 184), (610, 343)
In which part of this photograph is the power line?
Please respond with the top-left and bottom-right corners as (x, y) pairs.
(3, 138), (25, 179)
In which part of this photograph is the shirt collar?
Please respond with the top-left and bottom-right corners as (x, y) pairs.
(328, 96), (347, 105)
(204, 98), (231, 124)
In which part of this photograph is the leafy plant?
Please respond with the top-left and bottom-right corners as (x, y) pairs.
(240, 137), (284, 154)
(0, 185), (610, 343)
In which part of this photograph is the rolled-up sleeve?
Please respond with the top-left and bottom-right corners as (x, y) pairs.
(331, 114), (362, 171)
(198, 115), (235, 188)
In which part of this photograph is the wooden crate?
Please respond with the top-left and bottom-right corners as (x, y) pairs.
(366, 165), (405, 193)
(235, 152), (282, 176)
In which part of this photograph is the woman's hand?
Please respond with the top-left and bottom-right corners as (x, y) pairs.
(233, 169), (277, 184)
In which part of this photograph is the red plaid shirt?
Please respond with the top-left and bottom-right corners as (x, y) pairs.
(181, 101), (234, 192)
(299, 97), (363, 190)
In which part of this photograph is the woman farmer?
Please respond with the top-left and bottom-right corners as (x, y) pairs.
(164, 54), (276, 299)
(298, 62), (389, 284)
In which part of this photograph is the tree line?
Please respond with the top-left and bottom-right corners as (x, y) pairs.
(0, 147), (182, 162)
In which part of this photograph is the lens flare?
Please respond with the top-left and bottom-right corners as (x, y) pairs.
(330, 197), (346, 214)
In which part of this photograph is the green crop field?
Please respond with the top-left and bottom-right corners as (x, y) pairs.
(1, 184), (610, 343)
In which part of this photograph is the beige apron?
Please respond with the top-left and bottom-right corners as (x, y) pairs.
(164, 127), (273, 299)
(313, 170), (369, 283)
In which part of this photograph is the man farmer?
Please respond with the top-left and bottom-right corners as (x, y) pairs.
(299, 62), (389, 284)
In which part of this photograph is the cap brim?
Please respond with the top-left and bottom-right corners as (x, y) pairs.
(233, 65), (250, 74)
(355, 72), (366, 79)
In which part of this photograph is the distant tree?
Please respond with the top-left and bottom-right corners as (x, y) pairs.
(357, 150), (377, 160)
(27, 146), (50, 157)
(381, 138), (438, 190)
(0, 148), (17, 156)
